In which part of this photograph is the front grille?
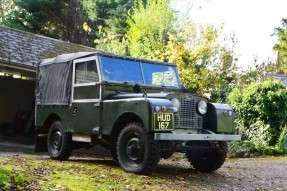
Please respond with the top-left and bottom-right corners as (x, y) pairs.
(174, 94), (203, 129)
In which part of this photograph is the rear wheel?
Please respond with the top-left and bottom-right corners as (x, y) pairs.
(47, 121), (72, 160)
(117, 123), (159, 175)
(186, 141), (228, 172)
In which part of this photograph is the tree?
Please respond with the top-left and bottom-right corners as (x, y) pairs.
(112, 0), (238, 96)
(81, 0), (133, 35)
(126, 0), (175, 61)
(0, 0), (23, 29)
(2, 0), (133, 47)
(2, 0), (94, 45)
(273, 18), (287, 74)
(0, 0), (11, 19)
(165, 21), (238, 96)
(95, 0), (174, 58)
(236, 56), (277, 86)
(83, 0), (133, 51)
(95, 25), (129, 56)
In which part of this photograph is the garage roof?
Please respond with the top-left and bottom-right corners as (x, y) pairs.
(0, 26), (95, 69)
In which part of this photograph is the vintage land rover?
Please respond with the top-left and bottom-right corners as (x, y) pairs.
(35, 51), (241, 175)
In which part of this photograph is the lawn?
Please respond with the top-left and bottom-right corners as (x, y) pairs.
(0, 154), (205, 191)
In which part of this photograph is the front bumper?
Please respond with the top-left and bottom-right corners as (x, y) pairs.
(154, 132), (241, 141)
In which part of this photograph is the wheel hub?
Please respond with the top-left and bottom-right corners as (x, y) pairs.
(126, 137), (144, 162)
(52, 131), (62, 150)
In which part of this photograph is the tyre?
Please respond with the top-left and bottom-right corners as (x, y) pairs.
(117, 123), (159, 175)
(186, 141), (228, 172)
(47, 121), (72, 160)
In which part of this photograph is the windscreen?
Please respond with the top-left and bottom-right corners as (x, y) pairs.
(100, 56), (180, 88)
(142, 63), (179, 88)
(101, 56), (144, 83)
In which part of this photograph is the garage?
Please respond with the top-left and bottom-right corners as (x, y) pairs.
(0, 71), (35, 134)
(0, 26), (94, 135)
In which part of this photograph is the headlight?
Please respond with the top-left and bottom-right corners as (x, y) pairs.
(197, 101), (207, 115)
(170, 98), (180, 112)
(154, 106), (161, 112)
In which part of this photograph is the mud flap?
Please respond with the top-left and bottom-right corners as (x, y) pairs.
(35, 130), (48, 152)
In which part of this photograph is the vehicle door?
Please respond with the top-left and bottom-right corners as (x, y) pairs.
(71, 56), (101, 133)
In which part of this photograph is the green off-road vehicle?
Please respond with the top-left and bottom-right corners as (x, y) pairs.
(35, 51), (241, 175)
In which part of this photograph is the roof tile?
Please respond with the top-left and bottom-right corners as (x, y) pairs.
(0, 26), (95, 68)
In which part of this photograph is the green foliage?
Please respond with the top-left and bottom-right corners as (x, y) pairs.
(2, 0), (92, 44)
(273, 18), (287, 74)
(95, 26), (129, 56)
(122, 0), (238, 95)
(86, 0), (133, 53)
(0, 167), (29, 190)
(166, 22), (238, 95)
(0, 0), (14, 22)
(126, 0), (175, 61)
(96, 0), (176, 61)
(229, 141), (285, 157)
(229, 141), (258, 154)
(227, 80), (287, 147)
(0, 0), (29, 31)
(0, 168), (10, 190)
(278, 125), (287, 152)
(1, 0), (133, 46)
(236, 57), (277, 86)
(81, 0), (133, 34)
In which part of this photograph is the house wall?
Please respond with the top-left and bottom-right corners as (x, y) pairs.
(0, 76), (35, 129)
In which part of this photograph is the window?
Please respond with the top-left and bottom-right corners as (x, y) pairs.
(75, 60), (99, 84)
(99, 56), (180, 88)
(142, 63), (179, 87)
(101, 56), (144, 83)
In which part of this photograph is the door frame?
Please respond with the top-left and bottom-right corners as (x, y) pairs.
(71, 56), (102, 103)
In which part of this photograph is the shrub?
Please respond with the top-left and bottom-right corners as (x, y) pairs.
(229, 141), (285, 157)
(0, 168), (29, 190)
(227, 80), (287, 147)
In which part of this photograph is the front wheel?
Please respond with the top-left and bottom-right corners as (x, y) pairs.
(186, 141), (228, 172)
(47, 121), (72, 160)
(117, 123), (159, 175)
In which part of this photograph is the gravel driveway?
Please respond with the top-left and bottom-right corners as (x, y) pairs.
(0, 135), (286, 191)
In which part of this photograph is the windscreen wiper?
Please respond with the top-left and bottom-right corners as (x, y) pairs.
(161, 85), (177, 88)
(123, 81), (138, 84)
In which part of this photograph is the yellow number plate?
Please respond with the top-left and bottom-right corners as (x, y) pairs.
(154, 113), (174, 130)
